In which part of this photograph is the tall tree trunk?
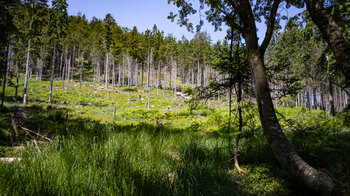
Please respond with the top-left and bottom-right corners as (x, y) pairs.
(105, 50), (109, 88)
(327, 71), (335, 117)
(135, 58), (138, 86)
(197, 60), (200, 87)
(1, 43), (9, 110)
(112, 59), (115, 92)
(169, 60), (172, 91)
(62, 47), (67, 90)
(147, 48), (153, 110)
(141, 61), (144, 86)
(191, 67), (194, 88)
(122, 53), (125, 86)
(15, 62), (19, 101)
(158, 61), (162, 89)
(313, 86), (318, 109)
(147, 49), (150, 89)
(23, 39), (31, 105)
(118, 62), (121, 86)
(305, 0), (350, 82)
(306, 80), (311, 111)
(234, 78), (243, 175)
(65, 52), (71, 93)
(71, 44), (75, 90)
(49, 40), (57, 104)
(97, 56), (101, 83)
(174, 59), (177, 96)
(79, 53), (83, 97)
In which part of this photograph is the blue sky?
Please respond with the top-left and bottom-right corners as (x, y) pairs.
(65, 0), (304, 43)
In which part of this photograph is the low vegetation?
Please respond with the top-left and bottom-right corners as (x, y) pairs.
(0, 78), (349, 195)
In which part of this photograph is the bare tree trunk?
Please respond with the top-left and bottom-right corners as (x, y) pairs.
(23, 40), (31, 105)
(148, 48), (153, 110)
(234, 79), (243, 175)
(105, 50), (109, 88)
(62, 47), (67, 89)
(65, 52), (71, 93)
(197, 60), (200, 87)
(306, 80), (311, 111)
(313, 86), (318, 109)
(147, 49), (150, 89)
(112, 59), (115, 92)
(158, 61), (162, 89)
(49, 40), (57, 104)
(174, 59), (177, 96)
(15, 61), (19, 101)
(122, 53), (125, 86)
(79, 53), (83, 97)
(1, 43), (9, 110)
(135, 58), (138, 86)
(169, 60), (172, 91)
(191, 67), (194, 88)
(327, 71), (335, 116)
(118, 62), (121, 86)
(141, 61), (144, 86)
(71, 44), (75, 90)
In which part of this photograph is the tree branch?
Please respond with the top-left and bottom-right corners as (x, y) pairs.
(259, 0), (281, 54)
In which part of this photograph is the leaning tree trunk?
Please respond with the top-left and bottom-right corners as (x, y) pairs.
(305, 0), (350, 82)
(49, 40), (57, 104)
(234, 77), (243, 175)
(248, 48), (336, 193)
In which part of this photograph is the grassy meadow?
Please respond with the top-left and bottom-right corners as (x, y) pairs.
(0, 77), (349, 195)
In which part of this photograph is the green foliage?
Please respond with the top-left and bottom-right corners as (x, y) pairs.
(239, 165), (291, 196)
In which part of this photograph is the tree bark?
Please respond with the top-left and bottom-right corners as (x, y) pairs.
(112, 59), (115, 92)
(249, 48), (336, 193)
(1, 43), (9, 110)
(105, 50), (109, 88)
(158, 61), (162, 89)
(305, 0), (350, 83)
(49, 40), (57, 104)
(15, 62), (19, 101)
(23, 39), (31, 105)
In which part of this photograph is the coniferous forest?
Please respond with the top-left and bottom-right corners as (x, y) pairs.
(0, 0), (350, 195)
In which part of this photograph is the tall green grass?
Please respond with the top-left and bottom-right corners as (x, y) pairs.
(0, 120), (239, 195)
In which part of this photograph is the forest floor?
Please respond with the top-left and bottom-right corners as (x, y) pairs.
(0, 77), (350, 195)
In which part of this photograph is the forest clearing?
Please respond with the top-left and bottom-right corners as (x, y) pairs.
(1, 0), (350, 195)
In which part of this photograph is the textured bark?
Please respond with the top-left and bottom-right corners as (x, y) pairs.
(305, 0), (350, 82)
(226, 0), (338, 192)
(249, 48), (336, 194)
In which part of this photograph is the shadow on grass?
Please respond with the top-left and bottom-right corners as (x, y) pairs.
(1, 104), (349, 195)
